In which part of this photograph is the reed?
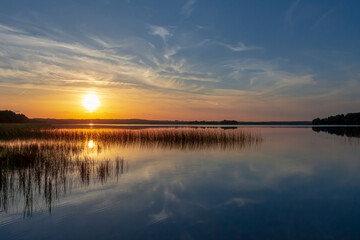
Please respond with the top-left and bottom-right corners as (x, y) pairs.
(0, 142), (125, 216)
(0, 127), (262, 150)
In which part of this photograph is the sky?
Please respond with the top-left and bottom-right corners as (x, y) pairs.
(0, 0), (359, 121)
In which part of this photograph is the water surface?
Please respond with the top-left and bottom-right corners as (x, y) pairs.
(0, 126), (359, 239)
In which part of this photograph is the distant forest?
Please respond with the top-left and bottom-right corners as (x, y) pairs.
(1, 110), (312, 125)
(0, 109), (321, 125)
(32, 118), (310, 125)
(312, 112), (360, 125)
(0, 110), (29, 123)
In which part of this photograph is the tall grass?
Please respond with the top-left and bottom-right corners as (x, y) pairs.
(0, 127), (262, 150)
(0, 142), (126, 216)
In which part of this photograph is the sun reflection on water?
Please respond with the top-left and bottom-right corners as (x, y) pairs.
(88, 140), (94, 148)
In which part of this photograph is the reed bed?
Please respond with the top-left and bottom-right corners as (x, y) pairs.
(0, 142), (125, 216)
(0, 127), (262, 150)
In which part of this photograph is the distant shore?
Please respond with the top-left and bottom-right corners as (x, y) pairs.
(2, 110), (359, 126)
(29, 118), (312, 126)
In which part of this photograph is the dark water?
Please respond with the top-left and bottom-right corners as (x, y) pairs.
(0, 126), (359, 239)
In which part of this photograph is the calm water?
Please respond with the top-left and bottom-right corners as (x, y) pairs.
(0, 126), (359, 239)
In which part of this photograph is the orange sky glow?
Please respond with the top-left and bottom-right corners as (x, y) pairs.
(0, 83), (350, 121)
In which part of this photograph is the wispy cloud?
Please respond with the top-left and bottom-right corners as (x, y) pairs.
(0, 24), (26, 34)
(0, 22), (322, 99)
(193, 24), (208, 30)
(147, 25), (182, 60)
(311, 8), (336, 29)
(148, 25), (172, 41)
(181, 0), (196, 18)
(0, 23), (214, 94)
(217, 41), (262, 52)
(222, 59), (316, 98)
(1, 21), (347, 120)
(285, 0), (300, 27)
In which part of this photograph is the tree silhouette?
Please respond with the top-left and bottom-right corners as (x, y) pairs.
(312, 112), (360, 125)
(0, 110), (29, 123)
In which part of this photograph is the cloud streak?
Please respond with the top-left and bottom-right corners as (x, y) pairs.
(181, 0), (196, 18)
(148, 25), (172, 41)
(285, 0), (300, 27)
(311, 8), (336, 29)
(0, 22), (337, 100)
(217, 41), (262, 52)
(0, 23), (216, 94)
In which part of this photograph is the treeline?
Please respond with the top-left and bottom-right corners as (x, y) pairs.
(188, 120), (238, 125)
(312, 112), (360, 125)
(0, 110), (29, 123)
(32, 118), (311, 125)
(32, 119), (240, 125)
(31, 118), (189, 124)
(188, 120), (311, 125)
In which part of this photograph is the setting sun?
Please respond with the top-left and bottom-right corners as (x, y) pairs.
(82, 93), (100, 112)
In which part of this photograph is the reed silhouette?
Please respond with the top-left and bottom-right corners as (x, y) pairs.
(0, 141), (126, 216)
(0, 127), (262, 150)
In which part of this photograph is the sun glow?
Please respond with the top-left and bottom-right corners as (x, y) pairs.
(82, 93), (100, 112)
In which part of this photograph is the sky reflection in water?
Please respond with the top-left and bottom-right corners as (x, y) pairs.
(0, 127), (360, 239)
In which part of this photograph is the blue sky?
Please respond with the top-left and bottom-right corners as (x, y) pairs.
(0, 0), (359, 120)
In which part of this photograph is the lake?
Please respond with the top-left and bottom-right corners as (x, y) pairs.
(0, 125), (359, 239)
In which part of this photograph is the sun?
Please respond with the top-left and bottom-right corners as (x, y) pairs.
(82, 93), (100, 112)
